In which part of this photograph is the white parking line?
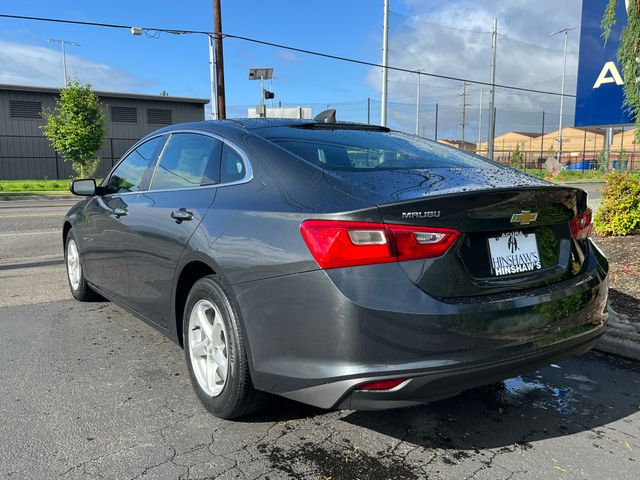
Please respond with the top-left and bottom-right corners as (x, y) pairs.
(0, 213), (63, 218)
(0, 231), (58, 237)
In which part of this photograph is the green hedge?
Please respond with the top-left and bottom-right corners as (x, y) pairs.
(594, 171), (640, 236)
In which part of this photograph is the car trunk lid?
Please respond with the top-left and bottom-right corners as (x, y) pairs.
(324, 168), (590, 298)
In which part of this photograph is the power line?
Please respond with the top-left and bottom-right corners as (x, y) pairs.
(223, 32), (575, 97)
(0, 13), (576, 98)
(389, 10), (579, 54)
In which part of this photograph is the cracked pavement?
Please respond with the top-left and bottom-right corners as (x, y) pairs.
(0, 197), (639, 479)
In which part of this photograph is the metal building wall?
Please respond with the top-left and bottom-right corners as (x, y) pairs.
(0, 87), (207, 180)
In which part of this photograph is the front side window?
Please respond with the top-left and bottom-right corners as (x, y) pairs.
(106, 136), (165, 194)
(150, 133), (222, 190)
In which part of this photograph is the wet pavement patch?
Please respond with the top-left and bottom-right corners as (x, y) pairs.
(256, 441), (421, 480)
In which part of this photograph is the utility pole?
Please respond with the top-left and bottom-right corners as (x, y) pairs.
(415, 70), (421, 135)
(477, 85), (483, 151)
(213, 0), (227, 119)
(208, 35), (217, 119)
(380, 0), (390, 127)
(551, 27), (575, 164)
(434, 103), (439, 141)
(487, 18), (498, 160)
(460, 82), (470, 148)
(48, 39), (80, 86)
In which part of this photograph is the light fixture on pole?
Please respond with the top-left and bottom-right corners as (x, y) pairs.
(48, 39), (80, 86)
(249, 68), (273, 118)
(550, 26), (576, 164)
(131, 26), (219, 119)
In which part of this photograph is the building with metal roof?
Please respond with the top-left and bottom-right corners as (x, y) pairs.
(0, 84), (208, 180)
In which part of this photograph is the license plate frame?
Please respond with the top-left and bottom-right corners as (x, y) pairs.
(487, 231), (542, 277)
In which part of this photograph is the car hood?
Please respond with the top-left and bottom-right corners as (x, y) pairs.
(323, 167), (553, 204)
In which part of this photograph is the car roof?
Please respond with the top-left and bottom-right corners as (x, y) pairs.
(141, 118), (392, 149)
(155, 118), (388, 134)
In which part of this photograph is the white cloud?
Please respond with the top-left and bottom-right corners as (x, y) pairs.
(369, 0), (583, 140)
(0, 40), (147, 92)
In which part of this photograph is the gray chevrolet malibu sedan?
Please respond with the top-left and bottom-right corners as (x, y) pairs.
(63, 118), (609, 418)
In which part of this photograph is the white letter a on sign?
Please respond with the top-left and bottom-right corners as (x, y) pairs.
(593, 61), (624, 88)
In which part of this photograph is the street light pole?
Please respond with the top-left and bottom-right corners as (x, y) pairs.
(415, 70), (421, 135)
(48, 39), (80, 86)
(208, 35), (217, 119)
(478, 84), (483, 151)
(551, 27), (575, 164)
(460, 82), (470, 148)
(487, 18), (497, 160)
(381, 0), (390, 127)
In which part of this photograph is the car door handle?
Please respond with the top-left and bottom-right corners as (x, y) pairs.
(171, 208), (194, 223)
(112, 207), (128, 217)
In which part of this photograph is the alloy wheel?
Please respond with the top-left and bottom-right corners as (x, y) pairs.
(188, 299), (229, 397)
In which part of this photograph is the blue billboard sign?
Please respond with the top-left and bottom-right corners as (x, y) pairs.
(575, 0), (633, 126)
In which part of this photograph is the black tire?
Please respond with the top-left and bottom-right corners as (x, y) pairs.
(64, 230), (100, 302)
(183, 275), (266, 419)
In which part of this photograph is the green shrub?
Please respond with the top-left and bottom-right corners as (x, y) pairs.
(594, 171), (640, 236)
(510, 143), (524, 169)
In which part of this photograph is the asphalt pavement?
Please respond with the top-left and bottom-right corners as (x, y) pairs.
(2, 191), (639, 480)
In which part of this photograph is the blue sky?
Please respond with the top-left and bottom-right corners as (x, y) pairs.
(0, 0), (584, 138)
(0, 1), (392, 107)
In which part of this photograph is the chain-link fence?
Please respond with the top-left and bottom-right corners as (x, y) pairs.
(2, 97), (638, 179)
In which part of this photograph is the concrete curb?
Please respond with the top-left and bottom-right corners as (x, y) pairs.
(594, 307), (640, 361)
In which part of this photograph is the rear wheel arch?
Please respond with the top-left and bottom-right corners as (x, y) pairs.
(62, 221), (72, 248)
(174, 260), (216, 347)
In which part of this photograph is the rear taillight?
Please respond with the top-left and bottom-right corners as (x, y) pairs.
(570, 208), (593, 240)
(300, 220), (460, 269)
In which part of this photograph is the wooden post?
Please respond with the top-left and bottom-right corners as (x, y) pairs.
(213, 0), (227, 119)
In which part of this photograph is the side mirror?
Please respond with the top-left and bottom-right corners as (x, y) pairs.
(70, 179), (97, 196)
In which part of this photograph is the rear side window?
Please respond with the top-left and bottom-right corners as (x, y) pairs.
(269, 129), (489, 171)
(150, 133), (222, 190)
(220, 144), (246, 183)
(106, 135), (165, 194)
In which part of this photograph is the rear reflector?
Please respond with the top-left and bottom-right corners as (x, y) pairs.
(300, 220), (460, 269)
(356, 378), (407, 391)
(570, 208), (593, 240)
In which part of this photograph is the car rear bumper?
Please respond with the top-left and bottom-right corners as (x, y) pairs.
(231, 240), (609, 410)
(335, 325), (602, 410)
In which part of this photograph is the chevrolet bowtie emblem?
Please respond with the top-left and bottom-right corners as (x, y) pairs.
(511, 211), (538, 225)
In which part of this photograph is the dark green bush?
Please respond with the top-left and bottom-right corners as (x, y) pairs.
(594, 171), (640, 236)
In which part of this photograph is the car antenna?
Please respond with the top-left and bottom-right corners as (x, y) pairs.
(314, 109), (336, 124)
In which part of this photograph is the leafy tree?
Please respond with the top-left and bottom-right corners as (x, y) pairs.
(596, 150), (609, 171)
(42, 80), (105, 178)
(602, 1), (640, 140)
(510, 142), (524, 169)
(617, 148), (629, 169)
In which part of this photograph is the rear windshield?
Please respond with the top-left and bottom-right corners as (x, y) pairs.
(267, 129), (490, 171)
